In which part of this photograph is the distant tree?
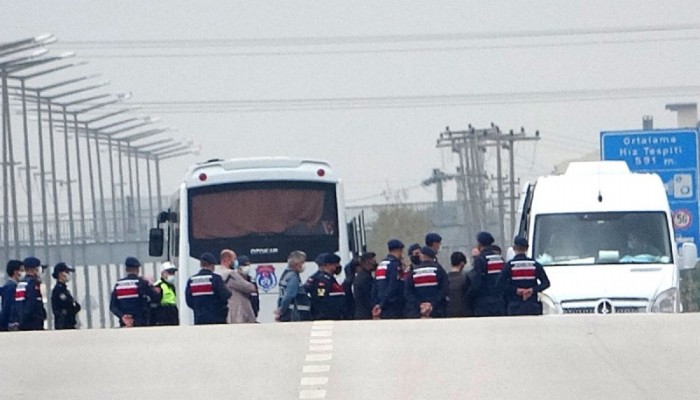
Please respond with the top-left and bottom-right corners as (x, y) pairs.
(367, 204), (431, 256)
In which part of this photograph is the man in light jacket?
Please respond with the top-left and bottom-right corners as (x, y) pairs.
(220, 249), (257, 323)
(275, 250), (311, 322)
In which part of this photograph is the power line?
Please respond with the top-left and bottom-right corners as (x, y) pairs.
(50, 23), (700, 49)
(113, 85), (700, 113)
(57, 35), (700, 59)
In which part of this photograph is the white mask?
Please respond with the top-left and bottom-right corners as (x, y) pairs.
(239, 266), (251, 276)
(166, 274), (177, 284)
(233, 259), (239, 269)
(64, 273), (72, 283)
(18, 271), (26, 280)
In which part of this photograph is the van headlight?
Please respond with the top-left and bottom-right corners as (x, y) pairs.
(538, 292), (560, 315)
(651, 288), (681, 313)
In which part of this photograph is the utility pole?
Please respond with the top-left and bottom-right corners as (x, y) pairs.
(437, 124), (540, 244)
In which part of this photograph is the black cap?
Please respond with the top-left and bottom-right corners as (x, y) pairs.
(200, 252), (217, 265)
(387, 239), (405, 250)
(23, 256), (41, 268)
(322, 253), (341, 265)
(420, 246), (436, 259)
(513, 235), (529, 248)
(52, 262), (74, 279)
(407, 243), (421, 254)
(125, 257), (142, 268)
(425, 232), (442, 246)
(238, 255), (250, 265)
(476, 231), (495, 246)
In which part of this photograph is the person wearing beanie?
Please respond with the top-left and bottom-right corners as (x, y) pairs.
(51, 263), (81, 329)
(0, 260), (24, 331)
(497, 236), (551, 316)
(404, 246), (448, 318)
(110, 256), (162, 327)
(468, 231), (507, 317)
(372, 239), (406, 319)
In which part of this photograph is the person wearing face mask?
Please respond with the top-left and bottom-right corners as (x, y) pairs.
(407, 243), (422, 272)
(51, 262), (81, 329)
(353, 252), (377, 319)
(236, 256), (260, 319)
(306, 253), (346, 320)
(275, 250), (311, 322)
(219, 249), (256, 324)
(10, 257), (47, 331)
(152, 262), (179, 326)
(0, 260), (24, 331)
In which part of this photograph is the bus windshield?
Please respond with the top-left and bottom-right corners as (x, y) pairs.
(533, 211), (673, 266)
(187, 181), (339, 262)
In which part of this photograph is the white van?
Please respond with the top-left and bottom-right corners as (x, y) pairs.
(517, 161), (697, 314)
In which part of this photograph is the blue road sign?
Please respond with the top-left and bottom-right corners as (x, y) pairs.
(601, 129), (700, 245)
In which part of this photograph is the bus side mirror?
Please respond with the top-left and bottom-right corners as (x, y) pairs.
(149, 228), (164, 257)
(157, 211), (170, 224)
(679, 242), (697, 270)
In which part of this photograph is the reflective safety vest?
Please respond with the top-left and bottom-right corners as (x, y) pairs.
(156, 280), (177, 306)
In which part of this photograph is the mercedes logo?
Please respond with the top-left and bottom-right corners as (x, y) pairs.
(595, 300), (615, 314)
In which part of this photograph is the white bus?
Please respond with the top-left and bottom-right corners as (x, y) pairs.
(149, 157), (350, 324)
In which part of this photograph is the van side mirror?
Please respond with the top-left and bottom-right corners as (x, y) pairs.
(157, 211), (169, 224)
(149, 228), (164, 257)
(679, 242), (697, 270)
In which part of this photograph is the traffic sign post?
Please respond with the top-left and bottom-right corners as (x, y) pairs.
(601, 129), (700, 245)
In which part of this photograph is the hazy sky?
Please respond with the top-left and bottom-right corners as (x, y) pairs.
(3, 0), (700, 207)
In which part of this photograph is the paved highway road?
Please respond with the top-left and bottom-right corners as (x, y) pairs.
(1, 314), (700, 399)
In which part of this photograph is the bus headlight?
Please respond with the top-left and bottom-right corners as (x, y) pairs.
(651, 288), (681, 313)
(538, 292), (560, 315)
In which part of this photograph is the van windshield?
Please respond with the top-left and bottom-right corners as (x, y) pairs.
(533, 212), (673, 266)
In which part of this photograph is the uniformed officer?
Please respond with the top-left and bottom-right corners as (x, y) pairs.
(185, 253), (232, 325)
(468, 232), (507, 317)
(372, 239), (406, 319)
(10, 257), (47, 331)
(109, 256), (162, 327)
(307, 253), (346, 320)
(497, 236), (551, 316)
(51, 262), (81, 329)
(152, 262), (179, 326)
(404, 247), (449, 318)
(0, 260), (24, 331)
(237, 256), (260, 319)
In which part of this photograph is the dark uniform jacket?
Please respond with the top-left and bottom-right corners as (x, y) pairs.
(51, 282), (81, 329)
(404, 261), (449, 318)
(110, 274), (162, 327)
(242, 274), (260, 318)
(185, 269), (231, 325)
(497, 253), (551, 316)
(469, 247), (506, 317)
(447, 271), (470, 318)
(353, 269), (374, 319)
(0, 280), (17, 331)
(307, 270), (346, 320)
(373, 255), (405, 319)
(11, 276), (46, 330)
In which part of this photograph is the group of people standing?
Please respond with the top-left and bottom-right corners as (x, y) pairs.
(273, 231), (551, 322)
(0, 257), (81, 331)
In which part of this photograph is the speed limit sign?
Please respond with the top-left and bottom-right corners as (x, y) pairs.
(673, 209), (692, 230)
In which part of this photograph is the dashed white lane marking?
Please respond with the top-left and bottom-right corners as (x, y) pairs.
(303, 365), (331, 373)
(309, 344), (333, 352)
(299, 390), (327, 399)
(300, 321), (335, 399)
(305, 353), (333, 362)
(301, 377), (329, 386)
